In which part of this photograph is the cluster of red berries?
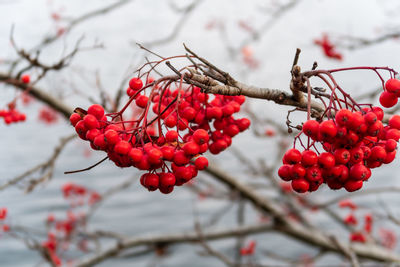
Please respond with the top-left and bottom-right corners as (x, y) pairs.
(43, 183), (99, 266)
(278, 107), (399, 193)
(240, 240), (256, 256)
(314, 34), (343, 61)
(379, 78), (400, 108)
(0, 207), (10, 233)
(0, 105), (26, 125)
(62, 182), (101, 206)
(70, 77), (250, 193)
(38, 106), (58, 124)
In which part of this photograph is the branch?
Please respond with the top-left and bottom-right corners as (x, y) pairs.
(76, 223), (274, 267)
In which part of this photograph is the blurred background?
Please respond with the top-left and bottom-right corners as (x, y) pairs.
(1, 0), (400, 266)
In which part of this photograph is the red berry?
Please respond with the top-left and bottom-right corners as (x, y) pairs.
(192, 129), (209, 145)
(344, 180), (363, 192)
(283, 149), (301, 164)
(278, 165), (292, 181)
(87, 104), (105, 120)
(114, 141), (132, 155)
(236, 118), (251, 131)
(335, 109), (352, 126)
(291, 178), (309, 193)
(0, 207), (7, 220)
(159, 172), (176, 188)
(195, 156), (209, 170)
(104, 129), (120, 145)
(379, 91), (398, 108)
(165, 130), (178, 142)
(83, 114), (100, 129)
(372, 107), (384, 120)
(129, 78), (143, 90)
(302, 120), (319, 138)
(301, 150), (318, 167)
(135, 95), (149, 108)
(370, 146), (387, 162)
(69, 113), (82, 126)
(318, 152), (335, 169)
(21, 74), (30, 83)
(147, 148), (163, 164)
(385, 78), (400, 93)
(144, 173), (159, 191)
(334, 149), (350, 164)
(305, 166), (322, 182)
(290, 164), (306, 179)
(319, 120), (337, 139)
(173, 150), (190, 166)
(93, 134), (107, 150)
(349, 164), (370, 180)
(385, 139), (397, 152)
(389, 115), (400, 130)
(128, 148), (143, 163)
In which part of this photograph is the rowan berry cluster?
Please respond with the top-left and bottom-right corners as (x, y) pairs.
(0, 104), (26, 124)
(42, 183), (99, 266)
(279, 106), (399, 193)
(379, 78), (400, 108)
(38, 106), (58, 124)
(314, 34), (343, 60)
(0, 207), (9, 233)
(278, 68), (400, 194)
(70, 77), (250, 193)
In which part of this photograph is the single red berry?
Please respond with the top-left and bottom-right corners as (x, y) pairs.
(223, 124), (240, 137)
(383, 150), (397, 164)
(104, 129), (120, 145)
(291, 178), (310, 193)
(75, 120), (88, 139)
(385, 78), (400, 93)
(87, 104), (105, 120)
(334, 149), (350, 164)
(302, 120), (319, 139)
(379, 91), (398, 108)
(349, 164), (370, 180)
(114, 141), (132, 155)
(371, 107), (384, 120)
(389, 115), (400, 130)
(195, 156), (209, 170)
(86, 129), (101, 142)
(129, 148), (143, 163)
(21, 74), (30, 84)
(305, 166), (322, 182)
(236, 118), (251, 131)
(93, 134), (107, 150)
(370, 146), (387, 162)
(69, 113), (82, 126)
(144, 173), (159, 191)
(344, 180), (363, 192)
(159, 172), (176, 188)
(301, 150), (318, 167)
(83, 114), (100, 130)
(318, 152), (335, 169)
(173, 150), (190, 166)
(283, 148), (301, 164)
(182, 142), (200, 156)
(147, 148), (163, 164)
(129, 77), (143, 90)
(0, 207), (7, 220)
(319, 120), (337, 139)
(192, 129), (209, 145)
(278, 165), (292, 181)
(335, 109), (352, 126)
(385, 139), (397, 152)
(290, 164), (306, 179)
(386, 129), (400, 141)
(135, 95), (149, 108)
(363, 112), (377, 125)
(349, 147), (364, 164)
(165, 130), (178, 142)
